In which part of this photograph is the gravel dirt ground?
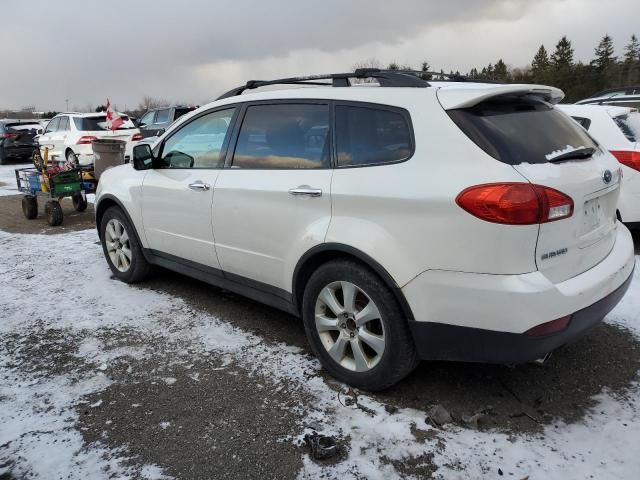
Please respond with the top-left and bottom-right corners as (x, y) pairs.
(1, 178), (640, 479)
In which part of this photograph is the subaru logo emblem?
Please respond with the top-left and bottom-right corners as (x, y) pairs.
(602, 169), (612, 184)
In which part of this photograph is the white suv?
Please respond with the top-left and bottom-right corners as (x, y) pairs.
(38, 112), (141, 165)
(557, 104), (640, 228)
(95, 70), (636, 390)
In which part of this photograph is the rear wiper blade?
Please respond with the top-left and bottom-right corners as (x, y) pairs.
(547, 147), (596, 163)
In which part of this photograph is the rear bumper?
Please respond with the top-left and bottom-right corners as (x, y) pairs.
(1, 145), (33, 158)
(408, 269), (633, 363)
(403, 225), (636, 363)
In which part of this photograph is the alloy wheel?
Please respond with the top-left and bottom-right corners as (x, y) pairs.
(314, 281), (386, 372)
(105, 219), (132, 272)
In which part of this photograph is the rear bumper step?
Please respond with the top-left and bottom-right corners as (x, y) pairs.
(408, 267), (634, 364)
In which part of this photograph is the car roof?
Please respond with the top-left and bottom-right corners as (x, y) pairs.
(558, 103), (635, 118)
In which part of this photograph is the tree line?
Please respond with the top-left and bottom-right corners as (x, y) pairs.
(363, 34), (640, 103)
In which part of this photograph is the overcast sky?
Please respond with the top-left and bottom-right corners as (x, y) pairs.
(1, 0), (639, 111)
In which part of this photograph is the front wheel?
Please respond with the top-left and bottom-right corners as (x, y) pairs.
(302, 260), (419, 391)
(100, 206), (152, 283)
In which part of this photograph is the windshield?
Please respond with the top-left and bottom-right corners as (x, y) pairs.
(73, 115), (136, 131)
(613, 112), (640, 143)
(448, 96), (599, 165)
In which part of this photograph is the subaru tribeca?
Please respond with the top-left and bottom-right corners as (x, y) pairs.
(95, 70), (635, 391)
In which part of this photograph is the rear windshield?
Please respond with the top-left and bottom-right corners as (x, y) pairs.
(448, 96), (598, 165)
(6, 123), (40, 131)
(73, 115), (135, 131)
(613, 113), (640, 143)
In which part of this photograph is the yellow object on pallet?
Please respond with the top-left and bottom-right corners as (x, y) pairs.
(40, 147), (49, 193)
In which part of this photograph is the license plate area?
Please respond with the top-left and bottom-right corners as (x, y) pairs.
(582, 197), (603, 232)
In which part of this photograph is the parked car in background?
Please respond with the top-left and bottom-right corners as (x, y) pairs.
(137, 106), (196, 138)
(558, 104), (640, 228)
(0, 119), (42, 164)
(37, 112), (141, 166)
(95, 70), (635, 390)
(576, 86), (640, 109)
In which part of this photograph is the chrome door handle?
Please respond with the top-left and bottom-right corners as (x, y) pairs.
(289, 187), (322, 197)
(188, 182), (211, 191)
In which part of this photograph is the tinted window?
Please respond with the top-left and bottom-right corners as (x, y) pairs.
(448, 97), (599, 165)
(614, 113), (640, 143)
(335, 105), (412, 167)
(159, 108), (235, 169)
(233, 104), (329, 169)
(175, 107), (195, 120)
(45, 117), (60, 133)
(155, 109), (171, 124)
(571, 116), (592, 130)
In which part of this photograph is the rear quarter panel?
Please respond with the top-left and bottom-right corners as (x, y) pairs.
(326, 94), (540, 287)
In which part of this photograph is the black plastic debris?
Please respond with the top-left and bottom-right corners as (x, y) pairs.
(304, 432), (340, 460)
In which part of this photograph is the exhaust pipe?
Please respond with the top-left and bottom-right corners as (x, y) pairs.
(532, 352), (553, 366)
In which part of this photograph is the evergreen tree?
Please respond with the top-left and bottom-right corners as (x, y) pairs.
(493, 59), (509, 81)
(387, 62), (399, 70)
(623, 34), (640, 63)
(592, 34), (617, 70)
(531, 45), (550, 74)
(551, 36), (574, 69)
(420, 61), (432, 80)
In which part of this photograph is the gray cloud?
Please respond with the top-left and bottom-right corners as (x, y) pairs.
(0, 0), (638, 110)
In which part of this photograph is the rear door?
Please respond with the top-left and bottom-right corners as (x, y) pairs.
(212, 102), (333, 290)
(445, 93), (622, 283)
(140, 107), (237, 268)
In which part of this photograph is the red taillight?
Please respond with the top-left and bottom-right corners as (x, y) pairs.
(610, 150), (640, 172)
(131, 132), (143, 142)
(1, 132), (18, 139)
(525, 315), (571, 336)
(456, 183), (574, 225)
(76, 135), (97, 145)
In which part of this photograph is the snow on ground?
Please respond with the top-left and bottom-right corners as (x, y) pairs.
(1, 217), (639, 478)
(0, 163), (29, 196)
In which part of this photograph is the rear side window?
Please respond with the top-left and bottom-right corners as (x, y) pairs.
(58, 116), (69, 131)
(448, 96), (598, 165)
(335, 105), (412, 167)
(232, 104), (330, 169)
(613, 113), (640, 143)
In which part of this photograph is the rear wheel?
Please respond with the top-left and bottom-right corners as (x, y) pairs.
(22, 196), (38, 219)
(45, 201), (63, 226)
(100, 206), (152, 283)
(72, 193), (88, 212)
(302, 260), (418, 391)
(66, 149), (78, 166)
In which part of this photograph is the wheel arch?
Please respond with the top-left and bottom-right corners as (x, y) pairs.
(95, 195), (144, 247)
(292, 243), (415, 321)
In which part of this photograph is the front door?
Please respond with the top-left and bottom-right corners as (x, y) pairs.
(140, 107), (238, 268)
(213, 102), (333, 291)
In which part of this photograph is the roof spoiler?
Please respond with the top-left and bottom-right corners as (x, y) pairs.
(437, 84), (565, 110)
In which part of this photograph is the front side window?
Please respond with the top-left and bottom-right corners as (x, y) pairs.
(45, 117), (60, 133)
(139, 111), (155, 126)
(159, 108), (235, 169)
(232, 104), (330, 169)
(155, 109), (171, 124)
(335, 105), (412, 167)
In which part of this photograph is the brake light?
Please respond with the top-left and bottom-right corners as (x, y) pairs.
(610, 150), (640, 172)
(526, 315), (571, 336)
(131, 132), (143, 142)
(1, 132), (18, 139)
(456, 183), (574, 225)
(76, 135), (97, 145)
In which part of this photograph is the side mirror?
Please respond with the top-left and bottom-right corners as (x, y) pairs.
(132, 144), (154, 170)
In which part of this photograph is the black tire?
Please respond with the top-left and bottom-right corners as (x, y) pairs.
(72, 193), (88, 212)
(22, 196), (38, 219)
(302, 260), (419, 391)
(100, 206), (152, 283)
(66, 149), (79, 166)
(45, 201), (63, 226)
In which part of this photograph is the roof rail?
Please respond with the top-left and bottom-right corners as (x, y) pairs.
(216, 69), (433, 100)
